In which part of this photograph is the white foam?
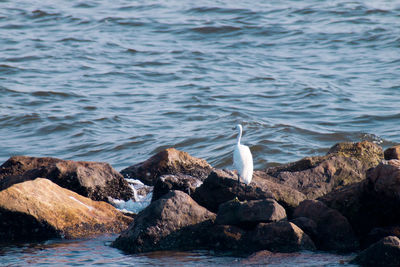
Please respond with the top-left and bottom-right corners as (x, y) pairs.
(109, 192), (152, 214)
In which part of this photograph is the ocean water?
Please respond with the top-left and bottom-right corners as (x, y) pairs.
(1, 0), (399, 265)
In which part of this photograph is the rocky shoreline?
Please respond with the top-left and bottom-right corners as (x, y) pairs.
(1, 141), (400, 265)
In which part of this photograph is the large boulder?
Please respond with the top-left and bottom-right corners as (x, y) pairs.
(112, 190), (216, 253)
(293, 200), (358, 252)
(216, 198), (287, 227)
(351, 236), (400, 266)
(192, 169), (273, 213)
(320, 160), (400, 240)
(265, 141), (383, 199)
(151, 174), (202, 202)
(120, 148), (213, 186)
(246, 221), (316, 253)
(0, 178), (133, 241)
(0, 156), (133, 202)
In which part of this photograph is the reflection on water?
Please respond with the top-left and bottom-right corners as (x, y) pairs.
(0, 235), (356, 266)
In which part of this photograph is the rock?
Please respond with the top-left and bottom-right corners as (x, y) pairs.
(159, 223), (247, 253)
(112, 190), (216, 253)
(265, 141), (383, 199)
(351, 236), (400, 266)
(151, 174), (202, 202)
(384, 145), (400, 160)
(290, 217), (318, 241)
(192, 169), (273, 213)
(364, 226), (400, 249)
(0, 156), (133, 202)
(318, 181), (371, 237)
(367, 160), (400, 200)
(293, 200), (358, 252)
(216, 198), (286, 227)
(321, 160), (400, 239)
(252, 171), (307, 215)
(0, 178), (133, 241)
(120, 148), (213, 186)
(327, 140), (383, 168)
(247, 221), (316, 253)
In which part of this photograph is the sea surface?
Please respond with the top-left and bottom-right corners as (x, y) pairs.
(1, 0), (399, 265)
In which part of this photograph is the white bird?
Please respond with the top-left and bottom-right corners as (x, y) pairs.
(233, 124), (253, 193)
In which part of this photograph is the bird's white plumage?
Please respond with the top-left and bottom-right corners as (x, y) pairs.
(233, 124), (253, 185)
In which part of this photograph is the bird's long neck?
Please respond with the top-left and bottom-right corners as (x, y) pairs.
(237, 127), (242, 145)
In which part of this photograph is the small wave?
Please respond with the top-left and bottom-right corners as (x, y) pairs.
(190, 26), (242, 34)
(5, 55), (41, 62)
(31, 90), (80, 98)
(0, 64), (23, 74)
(0, 113), (43, 127)
(99, 17), (145, 27)
(57, 37), (93, 43)
(186, 6), (256, 16)
(30, 9), (59, 19)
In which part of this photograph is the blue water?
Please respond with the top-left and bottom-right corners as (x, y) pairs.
(1, 0), (399, 265)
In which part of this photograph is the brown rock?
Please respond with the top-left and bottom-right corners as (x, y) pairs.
(327, 140), (383, 168)
(351, 236), (400, 266)
(151, 174), (202, 202)
(290, 217), (318, 241)
(321, 160), (400, 241)
(0, 178), (132, 241)
(120, 148), (213, 186)
(367, 159), (400, 199)
(159, 223), (247, 253)
(293, 199), (359, 252)
(252, 171), (307, 215)
(112, 190), (216, 253)
(365, 226), (400, 249)
(265, 141), (383, 199)
(192, 169), (273, 213)
(384, 145), (400, 160)
(216, 198), (287, 227)
(0, 156), (133, 202)
(247, 221), (316, 253)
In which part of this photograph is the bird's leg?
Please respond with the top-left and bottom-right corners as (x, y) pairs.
(237, 175), (240, 199)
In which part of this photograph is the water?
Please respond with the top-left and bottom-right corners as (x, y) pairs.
(1, 0), (399, 265)
(0, 235), (355, 266)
